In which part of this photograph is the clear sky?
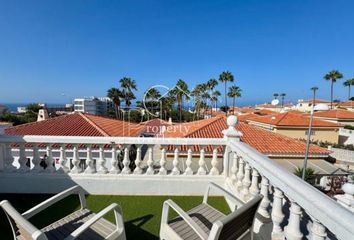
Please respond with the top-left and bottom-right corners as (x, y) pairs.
(1, 0), (354, 106)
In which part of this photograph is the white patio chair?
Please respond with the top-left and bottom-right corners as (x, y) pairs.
(0, 185), (126, 240)
(160, 182), (262, 240)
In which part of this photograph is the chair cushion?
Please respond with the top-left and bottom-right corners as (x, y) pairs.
(168, 203), (226, 240)
(39, 208), (116, 240)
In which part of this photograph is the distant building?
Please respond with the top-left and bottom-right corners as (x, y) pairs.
(336, 101), (354, 111)
(313, 109), (354, 126)
(73, 97), (114, 116)
(0, 104), (8, 116)
(296, 99), (330, 112)
(246, 112), (342, 144)
(0, 122), (12, 135)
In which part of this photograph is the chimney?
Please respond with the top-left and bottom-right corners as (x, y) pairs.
(168, 117), (172, 125)
(37, 109), (49, 122)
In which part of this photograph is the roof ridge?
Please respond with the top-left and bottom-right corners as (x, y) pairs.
(79, 113), (110, 136)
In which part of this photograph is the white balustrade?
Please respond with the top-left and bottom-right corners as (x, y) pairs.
(58, 145), (69, 173)
(70, 145), (82, 174)
(121, 146), (131, 174)
(84, 145), (96, 174)
(145, 145), (154, 175)
(4, 143), (15, 172)
(236, 156), (244, 191)
(249, 168), (260, 197)
(258, 176), (270, 218)
(184, 148), (193, 175)
(197, 148), (207, 175)
(229, 152), (237, 181)
(31, 143), (42, 172)
(110, 145), (120, 174)
(45, 145), (55, 173)
(133, 145), (143, 174)
(241, 162), (251, 200)
(17, 143), (28, 172)
(158, 147), (167, 175)
(311, 219), (327, 240)
(271, 188), (285, 239)
(171, 147), (180, 175)
(209, 147), (220, 175)
(284, 201), (303, 240)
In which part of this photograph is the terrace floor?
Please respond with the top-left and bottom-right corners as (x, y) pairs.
(0, 194), (230, 239)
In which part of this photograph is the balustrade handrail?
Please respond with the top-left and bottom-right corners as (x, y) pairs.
(230, 141), (354, 240)
(0, 135), (226, 146)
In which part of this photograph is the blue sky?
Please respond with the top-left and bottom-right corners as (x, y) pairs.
(1, 0), (354, 106)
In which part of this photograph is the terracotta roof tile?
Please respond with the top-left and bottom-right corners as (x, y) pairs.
(313, 109), (354, 120)
(165, 117), (329, 156)
(247, 112), (341, 127)
(298, 99), (330, 103)
(5, 113), (144, 137)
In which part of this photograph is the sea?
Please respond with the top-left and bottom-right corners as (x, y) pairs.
(2, 103), (66, 112)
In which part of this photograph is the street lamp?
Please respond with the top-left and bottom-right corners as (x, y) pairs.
(302, 103), (330, 180)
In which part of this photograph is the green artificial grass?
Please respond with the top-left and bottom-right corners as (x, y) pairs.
(0, 194), (230, 240)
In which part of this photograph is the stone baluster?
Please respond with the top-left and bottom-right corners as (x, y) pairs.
(146, 145), (154, 175)
(250, 168), (260, 197)
(284, 201), (303, 240)
(236, 157), (244, 191)
(159, 147), (167, 175)
(4, 143), (15, 171)
(71, 145), (82, 174)
(197, 148), (207, 175)
(58, 144), (69, 173)
(209, 147), (220, 175)
(17, 143), (29, 172)
(31, 143), (42, 172)
(110, 144), (120, 174)
(133, 145), (143, 174)
(97, 145), (108, 174)
(184, 148), (193, 175)
(258, 176), (271, 218)
(228, 152), (237, 181)
(310, 219), (327, 240)
(171, 147), (180, 175)
(45, 145), (55, 173)
(84, 145), (96, 174)
(241, 162), (252, 200)
(121, 146), (131, 174)
(271, 188), (285, 239)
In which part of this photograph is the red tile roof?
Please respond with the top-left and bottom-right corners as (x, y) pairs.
(298, 99), (330, 103)
(247, 112), (341, 128)
(5, 113), (144, 137)
(336, 101), (354, 108)
(313, 109), (354, 120)
(165, 116), (329, 156)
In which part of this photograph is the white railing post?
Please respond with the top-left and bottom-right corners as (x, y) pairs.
(17, 143), (29, 172)
(4, 143), (15, 172)
(184, 148), (193, 175)
(209, 147), (220, 175)
(45, 145), (55, 173)
(250, 168), (260, 197)
(31, 143), (42, 172)
(146, 145), (154, 175)
(197, 148), (207, 175)
(58, 144), (69, 173)
(171, 147), (180, 175)
(284, 201), (303, 240)
(133, 145), (143, 174)
(121, 146), (131, 174)
(84, 145), (96, 174)
(236, 156), (244, 191)
(271, 188), (285, 239)
(241, 162), (251, 200)
(310, 219), (327, 240)
(71, 145), (82, 174)
(97, 144), (108, 174)
(159, 147), (167, 175)
(259, 176), (271, 218)
(222, 115), (243, 177)
(110, 144), (120, 174)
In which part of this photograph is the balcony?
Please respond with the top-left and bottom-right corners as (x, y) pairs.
(0, 117), (353, 239)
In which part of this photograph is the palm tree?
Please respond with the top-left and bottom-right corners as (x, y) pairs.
(273, 93), (279, 99)
(227, 86), (242, 114)
(294, 167), (316, 183)
(219, 71), (234, 113)
(207, 79), (218, 91)
(211, 90), (221, 115)
(107, 88), (122, 119)
(310, 87), (319, 105)
(119, 77), (137, 109)
(343, 79), (354, 100)
(280, 93), (286, 108)
(144, 88), (161, 118)
(173, 79), (190, 122)
(324, 70), (343, 109)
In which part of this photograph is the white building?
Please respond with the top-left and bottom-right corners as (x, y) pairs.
(296, 99), (331, 112)
(74, 97), (114, 116)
